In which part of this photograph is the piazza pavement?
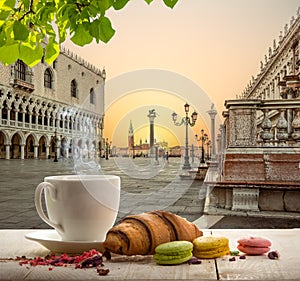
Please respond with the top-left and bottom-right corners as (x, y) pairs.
(0, 157), (299, 230)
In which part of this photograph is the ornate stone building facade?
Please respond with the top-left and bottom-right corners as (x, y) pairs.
(204, 7), (300, 214)
(0, 46), (106, 160)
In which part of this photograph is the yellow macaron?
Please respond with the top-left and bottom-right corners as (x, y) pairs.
(193, 236), (230, 259)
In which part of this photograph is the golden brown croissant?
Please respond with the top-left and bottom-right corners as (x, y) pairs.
(103, 210), (203, 255)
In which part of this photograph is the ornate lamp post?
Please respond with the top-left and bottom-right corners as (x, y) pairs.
(172, 103), (198, 170)
(195, 129), (208, 163)
(105, 138), (110, 160)
(52, 130), (58, 162)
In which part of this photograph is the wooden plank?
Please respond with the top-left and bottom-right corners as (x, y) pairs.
(0, 230), (50, 258)
(212, 229), (300, 281)
(0, 229), (217, 280)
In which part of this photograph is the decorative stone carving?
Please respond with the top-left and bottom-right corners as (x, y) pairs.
(276, 109), (288, 146)
(227, 104), (258, 147)
(232, 188), (259, 212)
(260, 109), (273, 146)
(291, 109), (300, 141)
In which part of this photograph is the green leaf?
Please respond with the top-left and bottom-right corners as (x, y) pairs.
(162, 0), (179, 8)
(0, 43), (19, 65)
(70, 24), (93, 46)
(86, 3), (99, 17)
(0, 9), (11, 20)
(3, 0), (16, 9)
(97, 0), (111, 14)
(19, 42), (43, 67)
(45, 37), (60, 65)
(13, 21), (29, 41)
(144, 0), (153, 4)
(23, 0), (30, 10)
(57, 21), (68, 42)
(98, 16), (115, 43)
(89, 19), (100, 42)
(112, 0), (130, 10)
(0, 31), (6, 47)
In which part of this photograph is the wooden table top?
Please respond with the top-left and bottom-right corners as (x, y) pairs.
(0, 229), (299, 281)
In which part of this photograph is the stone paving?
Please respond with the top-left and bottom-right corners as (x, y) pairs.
(0, 157), (205, 228)
(0, 157), (299, 229)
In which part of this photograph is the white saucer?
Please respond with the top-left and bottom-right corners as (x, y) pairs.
(25, 230), (105, 254)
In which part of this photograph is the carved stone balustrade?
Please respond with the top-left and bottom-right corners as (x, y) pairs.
(203, 99), (300, 216)
(224, 99), (300, 148)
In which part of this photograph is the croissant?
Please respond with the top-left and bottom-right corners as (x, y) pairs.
(103, 210), (203, 256)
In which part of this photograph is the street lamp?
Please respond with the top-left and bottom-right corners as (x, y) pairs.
(172, 103), (198, 169)
(53, 130), (58, 162)
(195, 129), (208, 164)
(105, 138), (109, 160)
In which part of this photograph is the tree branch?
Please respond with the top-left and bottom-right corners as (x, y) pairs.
(19, 0), (35, 21)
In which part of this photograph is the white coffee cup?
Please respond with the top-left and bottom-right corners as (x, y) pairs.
(35, 175), (120, 241)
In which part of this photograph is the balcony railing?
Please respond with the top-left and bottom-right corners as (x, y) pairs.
(0, 119), (97, 140)
(13, 79), (34, 92)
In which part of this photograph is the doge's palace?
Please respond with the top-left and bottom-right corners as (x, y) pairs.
(0, 46), (106, 160)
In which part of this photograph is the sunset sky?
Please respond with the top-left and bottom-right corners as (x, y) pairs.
(64, 0), (300, 148)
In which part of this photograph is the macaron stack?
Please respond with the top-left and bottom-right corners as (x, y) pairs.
(153, 241), (193, 265)
(237, 237), (271, 255)
(192, 236), (230, 258)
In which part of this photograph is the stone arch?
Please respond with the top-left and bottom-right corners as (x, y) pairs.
(24, 133), (37, 159)
(24, 132), (39, 146)
(0, 130), (9, 159)
(38, 135), (47, 159)
(44, 67), (55, 89)
(10, 131), (23, 159)
(10, 130), (25, 145)
(0, 129), (9, 145)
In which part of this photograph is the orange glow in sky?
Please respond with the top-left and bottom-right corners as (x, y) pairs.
(64, 0), (300, 148)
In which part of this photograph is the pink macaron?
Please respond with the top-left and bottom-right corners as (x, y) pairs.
(237, 237), (272, 255)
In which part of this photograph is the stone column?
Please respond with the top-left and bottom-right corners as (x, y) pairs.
(62, 116), (65, 133)
(46, 113), (50, 130)
(287, 88), (294, 134)
(34, 145), (38, 159)
(207, 103), (218, 159)
(66, 116), (70, 133)
(41, 113), (45, 129)
(46, 146), (50, 159)
(20, 144), (24, 160)
(56, 115), (60, 130)
(147, 109), (157, 158)
(14, 109), (18, 123)
(22, 112), (25, 128)
(5, 145), (10, 159)
(35, 112), (38, 127)
(7, 109), (10, 123)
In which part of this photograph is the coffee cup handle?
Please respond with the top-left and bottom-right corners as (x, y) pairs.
(35, 182), (64, 234)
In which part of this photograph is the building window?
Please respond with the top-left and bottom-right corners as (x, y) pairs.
(53, 59), (57, 69)
(71, 79), (77, 98)
(15, 60), (26, 81)
(44, 68), (52, 89)
(90, 88), (95, 104)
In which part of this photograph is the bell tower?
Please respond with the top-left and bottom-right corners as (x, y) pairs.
(128, 120), (134, 150)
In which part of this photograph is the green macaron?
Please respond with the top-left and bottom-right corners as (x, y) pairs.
(154, 241), (193, 265)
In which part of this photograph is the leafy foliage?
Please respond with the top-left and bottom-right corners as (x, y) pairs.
(0, 0), (179, 67)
